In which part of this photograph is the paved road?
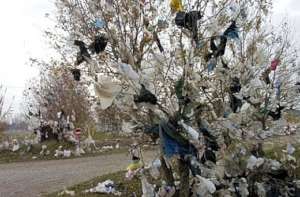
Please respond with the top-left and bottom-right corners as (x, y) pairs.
(0, 151), (156, 197)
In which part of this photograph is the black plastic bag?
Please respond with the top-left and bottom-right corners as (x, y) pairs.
(201, 148), (216, 163)
(71, 68), (81, 81)
(268, 105), (285, 121)
(224, 21), (239, 39)
(230, 77), (242, 93)
(230, 94), (243, 113)
(89, 35), (108, 54)
(134, 84), (158, 105)
(175, 11), (202, 42)
(175, 11), (186, 27)
(74, 40), (91, 65)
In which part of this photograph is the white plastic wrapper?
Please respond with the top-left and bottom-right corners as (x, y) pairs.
(179, 120), (199, 140)
(119, 63), (140, 82)
(192, 175), (216, 197)
(94, 77), (122, 110)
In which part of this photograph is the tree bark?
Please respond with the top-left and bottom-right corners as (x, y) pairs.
(160, 156), (175, 186)
(178, 157), (190, 197)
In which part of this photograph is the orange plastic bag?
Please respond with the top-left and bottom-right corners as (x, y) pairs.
(170, 0), (183, 12)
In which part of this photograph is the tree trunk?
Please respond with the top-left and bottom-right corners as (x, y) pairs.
(178, 158), (190, 197)
(160, 156), (175, 186)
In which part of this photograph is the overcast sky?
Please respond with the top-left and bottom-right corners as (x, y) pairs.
(0, 0), (299, 115)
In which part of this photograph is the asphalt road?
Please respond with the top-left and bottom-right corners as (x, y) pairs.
(0, 151), (156, 197)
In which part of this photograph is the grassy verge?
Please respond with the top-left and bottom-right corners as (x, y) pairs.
(224, 136), (300, 178)
(0, 139), (128, 164)
(45, 171), (142, 197)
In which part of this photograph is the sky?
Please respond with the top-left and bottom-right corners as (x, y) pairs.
(0, 0), (299, 115)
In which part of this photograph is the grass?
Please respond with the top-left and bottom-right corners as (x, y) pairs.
(45, 171), (142, 197)
(0, 130), (156, 164)
(0, 139), (128, 164)
(223, 135), (300, 178)
(0, 130), (128, 164)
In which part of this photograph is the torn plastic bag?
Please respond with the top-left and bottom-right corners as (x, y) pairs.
(274, 79), (281, 100)
(63, 150), (72, 157)
(141, 175), (155, 197)
(170, 0), (183, 12)
(94, 78), (122, 110)
(149, 159), (161, 179)
(95, 19), (105, 28)
(74, 40), (91, 65)
(230, 94), (243, 113)
(178, 120), (199, 140)
(134, 84), (158, 105)
(230, 77), (241, 93)
(201, 148), (216, 164)
(208, 36), (228, 60)
(158, 185), (176, 197)
(175, 11), (202, 42)
(127, 160), (143, 171)
(175, 12), (186, 28)
(89, 35), (108, 54)
(247, 155), (265, 170)
(286, 143), (296, 155)
(12, 139), (20, 152)
(159, 120), (197, 158)
(268, 105), (285, 121)
(207, 57), (217, 72)
(175, 11), (202, 30)
(85, 180), (117, 194)
(271, 59), (280, 71)
(71, 69), (81, 81)
(192, 175), (216, 197)
(205, 135), (219, 152)
(223, 21), (239, 39)
(118, 63), (139, 82)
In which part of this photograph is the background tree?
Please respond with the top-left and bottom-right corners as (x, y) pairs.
(23, 59), (94, 129)
(0, 85), (11, 134)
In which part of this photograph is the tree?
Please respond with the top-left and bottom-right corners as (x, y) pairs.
(0, 85), (11, 133)
(23, 59), (94, 129)
(41, 0), (299, 195)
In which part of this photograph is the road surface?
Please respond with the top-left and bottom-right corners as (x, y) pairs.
(0, 151), (156, 197)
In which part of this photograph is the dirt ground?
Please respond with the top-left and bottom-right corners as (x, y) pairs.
(0, 150), (157, 197)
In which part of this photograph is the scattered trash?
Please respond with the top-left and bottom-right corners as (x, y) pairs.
(85, 180), (121, 196)
(192, 175), (216, 196)
(12, 139), (20, 152)
(58, 188), (75, 196)
(141, 175), (155, 197)
(63, 150), (72, 158)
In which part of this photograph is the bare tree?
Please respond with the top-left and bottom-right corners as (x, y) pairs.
(38, 0), (299, 195)
(23, 59), (94, 129)
(0, 85), (12, 133)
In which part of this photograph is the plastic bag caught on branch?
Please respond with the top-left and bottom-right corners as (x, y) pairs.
(74, 40), (91, 65)
(89, 35), (108, 54)
(94, 77), (122, 110)
(118, 63), (140, 82)
(134, 84), (158, 105)
(71, 69), (81, 81)
(223, 21), (239, 40)
(170, 0), (183, 12)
